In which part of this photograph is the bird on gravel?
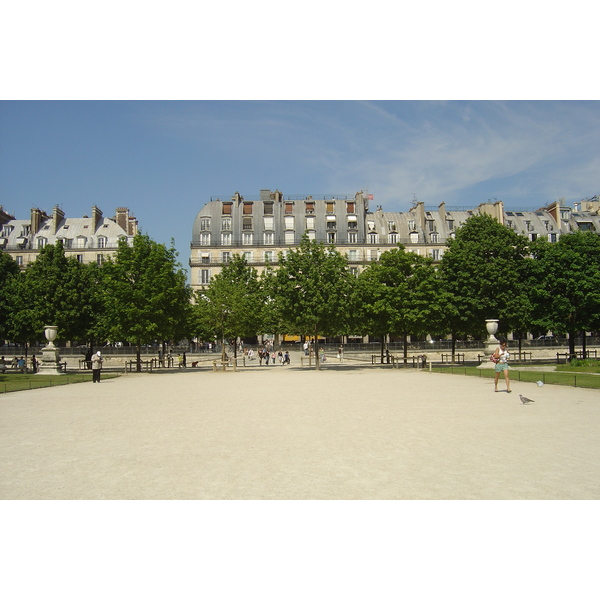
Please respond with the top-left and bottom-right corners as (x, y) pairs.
(519, 394), (535, 404)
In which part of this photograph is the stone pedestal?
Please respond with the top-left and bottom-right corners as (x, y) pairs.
(36, 325), (64, 375)
(478, 319), (499, 369)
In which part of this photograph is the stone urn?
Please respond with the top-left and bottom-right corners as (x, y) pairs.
(44, 325), (58, 347)
(485, 319), (499, 343)
(478, 319), (500, 369)
(37, 325), (63, 375)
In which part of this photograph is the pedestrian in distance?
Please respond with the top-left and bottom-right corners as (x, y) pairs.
(492, 337), (512, 393)
(91, 351), (103, 383)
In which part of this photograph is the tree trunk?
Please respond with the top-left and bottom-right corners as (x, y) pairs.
(380, 338), (385, 364)
(581, 331), (587, 359)
(403, 333), (408, 365)
(568, 331), (576, 362)
(451, 334), (457, 362)
(136, 340), (142, 372)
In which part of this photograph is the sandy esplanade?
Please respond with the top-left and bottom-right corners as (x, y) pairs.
(1, 362), (599, 500)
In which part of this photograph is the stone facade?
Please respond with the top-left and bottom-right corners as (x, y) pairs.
(189, 190), (600, 292)
(0, 205), (138, 269)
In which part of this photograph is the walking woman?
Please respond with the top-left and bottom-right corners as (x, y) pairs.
(493, 338), (512, 393)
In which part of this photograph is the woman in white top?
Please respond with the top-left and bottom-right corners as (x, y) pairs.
(493, 338), (512, 393)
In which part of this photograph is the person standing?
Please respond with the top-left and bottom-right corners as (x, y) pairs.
(31, 354), (38, 373)
(91, 351), (103, 383)
(493, 338), (512, 393)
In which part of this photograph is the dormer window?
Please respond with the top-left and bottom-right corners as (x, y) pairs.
(222, 203), (232, 215)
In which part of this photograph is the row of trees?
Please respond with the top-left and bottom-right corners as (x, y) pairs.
(1, 216), (599, 371)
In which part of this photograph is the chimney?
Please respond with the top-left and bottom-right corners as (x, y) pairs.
(91, 205), (103, 232)
(52, 205), (65, 234)
(0, 206), (15, 227)
(127, 214), (138, 236)
(31, 208), (48, 234)
(115, 207), (128, 232)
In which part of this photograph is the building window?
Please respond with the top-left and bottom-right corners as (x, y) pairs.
(222, 252), (231, 263)
(222, 203), (232, 215)
(388, 233), (398, 244)
(242, 217), (253, 230)
(76, 236), (87, 248)
(370, 249), (379, 261)
(37, 237), (47, 249)
(200, 269), (211, 284)
(243, 203), (253, 215)
(368, 233), (379, 244)
(328, 232), (336, 243)
(284, 216), (294, 229)
(263, 216), (274, 230)
(263, 203), (274, 215)
(306, 216), (315, 230)
(76, 255), (84, 263)
(98, 236), (107, 248)
(63, 238), (73, 249)
(409, 232), (419, 243)
(326, 219), (336, 230)
(346, 202), (355, 214)
(427, 220), (436, 232)
(408, 220), (415, 230)
(201, 253), (211, 263)
(431, 249), (440, 260)
(243, 251), (253, 262)
(387, 221), (396, 231)
(200, 233), (210, 246)
(348, 249), (358, 261)
(200, 217), (211, 231)
(447, 220), (454, 231)
(264, 232), (274, 245)
(243, 233), (253, 245)
(525, 221), (533, 232)
(305, 202), (315, 214)
(264, 251), (275, 262)
(367, 220), (376, 232)
(221, 232), (231, 245)
(285, 231), (295, 244)
(96, 254), (105, 265)
(349, 266), (359, 276)
(549, 233), (558, 242)
(430, 233), (439, 243)
(530, 233), (538, 241)
(285, 202), (294, 214)
(221, 217), (232, 230)
(326, 201), (335, 214)
(307, 230), (316, 241)
(16, 256), (23, 266)
(348, 231), (357, 244)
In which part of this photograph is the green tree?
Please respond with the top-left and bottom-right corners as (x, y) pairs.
(195, 254), (266, 361)
(102, 234), (192, 371)
(4, 242), (102, 350)
(439, 214), (531, 357)
(272, 235), (354, 370)
(355, 245), (444, 363)
(530, 231), (600, 358)
(0, 252), (20, 342)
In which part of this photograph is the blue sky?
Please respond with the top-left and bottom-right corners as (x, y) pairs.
(1, 100), (599, 271)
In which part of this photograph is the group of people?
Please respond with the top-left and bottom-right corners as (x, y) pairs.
(0, 355), (37, 373)
(248, 347), (291, 366)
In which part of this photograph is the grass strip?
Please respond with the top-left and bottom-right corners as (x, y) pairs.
(430, 366), (600, 390)
(0, 372), (120, 394)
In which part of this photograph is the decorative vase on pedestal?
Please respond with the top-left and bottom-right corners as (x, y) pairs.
(478, 319), (500, 369)
(37, 325), (63, 375)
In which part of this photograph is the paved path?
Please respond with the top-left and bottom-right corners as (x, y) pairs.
(1, 364), (599, 499)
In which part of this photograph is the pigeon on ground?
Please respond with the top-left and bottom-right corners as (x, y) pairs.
(520, 394), (535, 404)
